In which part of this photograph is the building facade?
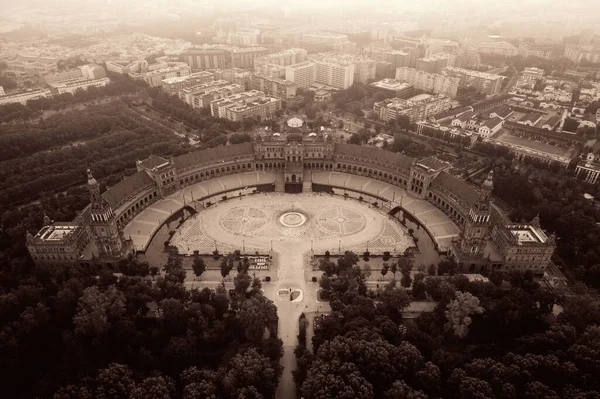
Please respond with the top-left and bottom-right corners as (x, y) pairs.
(251, 74), (297, 99)
(395, 67), (460, 98)
(285, 61), (317, 88)
(161, 71), (215, 96)
(210, 90), (282, 122)
(443, 67), (504, 96)
(374, 94), (451, 122)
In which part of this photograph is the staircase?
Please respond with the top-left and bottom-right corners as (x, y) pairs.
(302, 170), (312, 193)
(275, 170), (285, 192)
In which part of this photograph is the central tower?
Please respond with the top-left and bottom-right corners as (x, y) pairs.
(459, 170), (494, 257)
(86, 169), (125, 258)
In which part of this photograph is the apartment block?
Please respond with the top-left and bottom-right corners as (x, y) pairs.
(182, 48), (229, 70)
(0, 89), (52, 105)
(443, 67), (504, 96)
(363, 47), (411, 71)
(416, 52), (456, 74)
(180, 80), (244, 109)
(311, 56), (355, 89)
(131, 62), (191, 87)
(213, 68), (253, 91)
(230, 47), (269, 69)
(161, 71), (214, 96)
(302, 32), (349, 44)
(367, 79), (413, 98)
(254, 48), (307, 68)
(395, 67), (460, 98)
(374, 94), (451, 122)
(474, 41), (518, 57)
(48, 77), (110, 95)
(285, 61), (317, 88)
(210, 90), (282, 122)
(251, 74), (297, 99)
(564, 45), (600, 64)
(255, 63), (286, 79)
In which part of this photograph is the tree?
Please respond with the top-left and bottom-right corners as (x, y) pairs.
(234, 271), (252, 295)
(384, 380), (428, 399)
(149, 266), (160, 280)
(381, 263), (389, 281)
(302, 359), (374, 399)
(130, 375), (175, 399)
(73, 285), (126, 337)
(222, 348), (281, 398)
(238, 295), (278, 342)
(445, 291), (484, 338)
(220, 258), (232, 281)
(95, 363), (136, 398)
(192, 256), (206, 281)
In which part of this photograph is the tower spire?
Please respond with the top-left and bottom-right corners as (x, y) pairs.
(87, 169), (102, 203)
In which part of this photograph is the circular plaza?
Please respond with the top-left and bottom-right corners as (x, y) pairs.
(170, 193), (414, 255)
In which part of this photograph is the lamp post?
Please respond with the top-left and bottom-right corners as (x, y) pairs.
(243, 240), (245, 252)
(271, 240), (273, 251)
(338, 240), (341, 252)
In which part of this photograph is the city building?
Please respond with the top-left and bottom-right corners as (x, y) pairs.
(213, 68), (253, 91)
(285, 61), (317, 88)
(477, 117), (504, 137)
(210, 90), (282, 122)
(443, 67), (504, 96)
(182, 47), (229, 70)
(0, 86), (4, 96)
(226, 28), (261, 46)
(42, 69), (85, 85)
(48, 77), (111, 95)
(0, 89), (52, 105)
(474, 40), (518, 57)
(373, 94), (451, 122)
(563, 45), (600, 64)
(423, 38), (459, 57)
(302, 31), (349, 44)
(105, 59), (143, 75)
(131, 62), (191, 87)
(79, 64), (107, 80)
(161, 71), (214, 96)
(230, 47), (269, 69)
(575, 153), (600, 183)
(367, 79), (414, 98)
(254, 48), (307, 68)
(251, 74), (297, 99)
(309, 55), (355, 89)
(255, 63), (287, 79)
(363, 47), (411, 71)
(518, 41), (553, 59)
(416, 53), (456, 74)
(180, 81), (244, 109)
(26, 137), (555, 274)
(333, 41), (358, 53)
(518, 67), (544, 88)
(395, 67), (460, 98)
(314, 89), (332, 102)
(26, 217), (91, 269)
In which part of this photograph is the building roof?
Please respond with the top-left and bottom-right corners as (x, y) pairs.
(482, 117), (503, 129)
(432, 106), (473, 121)
(334, 143), (415, 170)
(520, 111), (544, 124)
(102, 171), (155, 209)
(432, 172), (480, 205)
(543, 115), (560, 127)
(173, 142), (255, 169)
(490, 104), (513, 119)
(138, 155), (169, 170)
(416, 157), (447, 172)
(454, 110), (475, 123)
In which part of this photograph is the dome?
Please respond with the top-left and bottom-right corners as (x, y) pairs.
(287, 117), (304, 128)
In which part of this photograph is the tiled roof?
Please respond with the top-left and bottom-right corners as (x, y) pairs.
(334, 143), (415, 169)
(416, 156), (447, 172)
(543, 115), (560, 127)
(520, 111), (543, 123)
(482, 117), (503, 129)
(173, 142), (255, 169)
(432, 106), (473, 121)
(455, 111), (475, 123)
(102, 171), (155, 209)
(139, 155), (169, 170)
(432, 172), (480, 205)
(491, 104), (513, 119)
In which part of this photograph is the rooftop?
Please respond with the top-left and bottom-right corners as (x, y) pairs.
(443, 67), (504, 81)
(162, 71), (213, 85)
(432, 171), (480, 205)
(482, 117), (503, 129)
(416, 156), (447, 172)
(102, 171), (155, 209)
(507, 225), (547, 244)
(35, 224), (79, 242)
(369, 79), (412, 91)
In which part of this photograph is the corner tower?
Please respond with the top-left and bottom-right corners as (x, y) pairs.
(87, 169), (124, 258)
(459, 169), (494, 256)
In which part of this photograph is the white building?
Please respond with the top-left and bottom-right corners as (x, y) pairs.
(0, 89), (52, 105)
(443, 67), (504, 96)
(254, 48), (307, 68)
(374, 94), (451, 122)
(210, 90), (282, 122)
(161, 71), (214, 96)
(474, 41), (518, 57)
(131, 62), (191, 87)
(180, 80), (244, 109)
(478, 117), (503, 137)
(395, 67), (460, 98)
(285, 62), (317, 88)
(0, 86), (4, 96)
(49, 77), (110, 95)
